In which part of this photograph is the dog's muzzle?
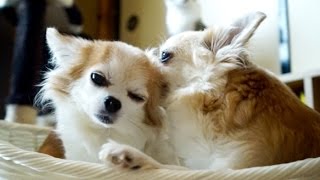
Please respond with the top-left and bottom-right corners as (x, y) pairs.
(95, 114), (114, 124)
(96, 96), (121, 124)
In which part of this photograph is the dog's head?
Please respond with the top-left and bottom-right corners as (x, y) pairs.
(147, 12), (266, 135)
(149, 12), (266, 95)
(40, 28), (165, 128)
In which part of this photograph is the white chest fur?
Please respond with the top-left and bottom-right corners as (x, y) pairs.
(166, 99), (213, 169)
(55, 104), (148, 163)
(166, 96), (244, 170)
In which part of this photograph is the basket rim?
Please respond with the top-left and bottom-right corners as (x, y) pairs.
(1, 120), (320, 179)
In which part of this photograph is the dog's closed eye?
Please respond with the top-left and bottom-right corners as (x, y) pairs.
(127, 91), (145, 103)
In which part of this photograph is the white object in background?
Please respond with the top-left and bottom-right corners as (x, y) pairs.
(288, 0), (320, 73)
(164, 0), (202, 36)
(0, 0), (18, 8)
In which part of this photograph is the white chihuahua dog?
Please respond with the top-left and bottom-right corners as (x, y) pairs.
(37, 28), (180, 170)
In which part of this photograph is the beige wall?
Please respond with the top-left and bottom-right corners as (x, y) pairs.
(120, 0), (167, 49)
(288, 0), (320, 73)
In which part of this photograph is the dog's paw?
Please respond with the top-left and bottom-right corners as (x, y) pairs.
(99, 141), (160, 170)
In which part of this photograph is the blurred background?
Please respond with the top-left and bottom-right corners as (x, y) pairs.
(0, 0), (319, 120)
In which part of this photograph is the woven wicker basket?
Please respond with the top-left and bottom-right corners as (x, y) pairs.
(1, 120), (320, 179)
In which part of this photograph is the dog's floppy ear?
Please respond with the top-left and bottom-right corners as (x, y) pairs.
(145, 100), (164, 128)
(144, 79), (167, 128)
(203, 12), (266, 56)
(46, 28), (88, 68)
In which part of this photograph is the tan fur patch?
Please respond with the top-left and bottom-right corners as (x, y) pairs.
(38, 131), (65, 159)
(202, 65), (320, 164)
(144, 69), (165, 127)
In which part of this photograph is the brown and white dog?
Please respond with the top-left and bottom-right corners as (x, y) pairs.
(37, 28), (179, 169)
(148, 11), (320, 170)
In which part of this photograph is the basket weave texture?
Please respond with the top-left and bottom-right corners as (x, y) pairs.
(1, 120), (320, 180)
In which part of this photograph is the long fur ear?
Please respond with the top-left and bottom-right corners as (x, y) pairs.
(203, 12), (266, 54)
(144, 78), (168, 128)
(46, 28), (88, 67)
(230, 11), (266, 47)
(145, 101), (164, 128)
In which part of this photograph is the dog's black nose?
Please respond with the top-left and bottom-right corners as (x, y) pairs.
(104, 96), (121, 113)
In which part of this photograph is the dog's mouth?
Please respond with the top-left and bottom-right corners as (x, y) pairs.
(95, 114), (114, 124)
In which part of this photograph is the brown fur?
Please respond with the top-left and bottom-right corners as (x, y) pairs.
(145, 71), (166, 127)
(203, 65), (320, 165)
(38, 131), (65, 159)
